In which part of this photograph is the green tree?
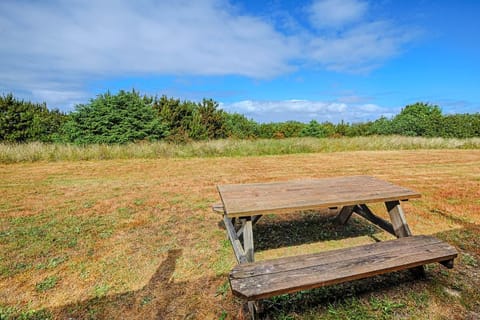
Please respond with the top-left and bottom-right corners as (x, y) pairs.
(224, 113), (258, 139)
(152, 95), (194, 142)
(194, 99), (228, 139)
(390, 103), (443, 136)
(256, 123), (278, 138)
(368, 116), (393, 135)
(441, 113), (480, 138)
(333, 120), (349, 137)
(64, 90), (167, 144)
(275, 121), (305, 138)
(0, 93), (67, 142)
(345, 122), (373, 137)
(299, 120), (328, 138)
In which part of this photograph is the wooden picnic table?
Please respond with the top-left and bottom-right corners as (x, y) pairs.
(217, 175), (421, 263)
(214, 175), (457, 318)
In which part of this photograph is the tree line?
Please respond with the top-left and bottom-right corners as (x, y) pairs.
(1, 90), (479, 144)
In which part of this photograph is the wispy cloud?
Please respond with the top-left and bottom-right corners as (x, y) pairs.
(221, 99), (388, 123)
(306, 0), (420, 73)
(308, 0), (368, 29)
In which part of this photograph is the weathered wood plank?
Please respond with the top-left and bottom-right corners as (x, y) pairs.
(223, 216), (248, 264)
(230, 234), (443, 274)
(236, 215), (262, 237)
(353, 204), (395, 235)
(218, 176), (420, 217)
(229, 235), (457, 300)
(385, 200), (412, 238)
(212, 203), (225, 213)
(335, 205), (355, 224)
(243, 217), (254, 262)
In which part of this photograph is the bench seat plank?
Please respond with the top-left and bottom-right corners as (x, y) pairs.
(229, 235), (457, 300)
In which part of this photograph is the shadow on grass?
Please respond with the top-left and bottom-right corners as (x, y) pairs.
(253, 210), (382, 251)
(49, 249), (194, 319)
(430, 209), (480, 316)
(430, 208), (480, 255)
(262, 269), (425, 318)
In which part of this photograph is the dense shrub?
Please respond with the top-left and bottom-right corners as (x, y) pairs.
(440, 113), (480, 138)
(256, 121), (306, 139)
(1, 92), (479, 144)
(390, 103), (443, 136)
(300, 120), (329, 138)
(64, 90), (167, 144)
(153, 96), (228, 143)
(0, 93), (67, 142)
(224, 113), (258, 139)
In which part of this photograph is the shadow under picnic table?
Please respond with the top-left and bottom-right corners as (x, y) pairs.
(252, 210), (384, 251)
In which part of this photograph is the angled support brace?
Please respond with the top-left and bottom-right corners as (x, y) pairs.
(236, 215), (262, 237)
(335, 205), (355, 224)
(223, 215), (248, 264)
(353, 204), (396, 236)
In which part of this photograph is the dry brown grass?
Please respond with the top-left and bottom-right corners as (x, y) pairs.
(0, 150), (479, 319)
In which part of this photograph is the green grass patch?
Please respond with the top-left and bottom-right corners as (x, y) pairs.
(35, 275), (59, 292)
(93, 284), (110, 298)
(0, 306), (53, 320)
(212, 237), (236, 276)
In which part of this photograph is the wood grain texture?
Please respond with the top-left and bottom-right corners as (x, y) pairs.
(386, 200), (412, 238)
(243, 217), (254, 263)
(223, 216), (247, 264)
(335, 205), (355, 224)
(229, 235), (457, 300)
(218, 176), (420, 217)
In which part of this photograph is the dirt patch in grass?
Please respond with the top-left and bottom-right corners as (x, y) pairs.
(0, 150), (479, 319)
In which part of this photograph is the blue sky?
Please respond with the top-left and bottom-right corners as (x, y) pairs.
(1, 0), (479, 123)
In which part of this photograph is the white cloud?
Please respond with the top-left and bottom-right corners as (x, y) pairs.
(221, 99), (386, 123)
(0, 0), (298, 108)
(304, 0), (420, 73)
(0, 0), (297, 77)
(0, 0), (420, 110)
(30, 89), (89, 110)
(225, 99), (346, 113)
(308, 20), (418, 72)
(357, 103), (381, 112)
(308, 0), (368, 29)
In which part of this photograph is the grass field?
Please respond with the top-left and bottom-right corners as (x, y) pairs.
(1, 148), (479, 319)
(1, 136), (480, 163)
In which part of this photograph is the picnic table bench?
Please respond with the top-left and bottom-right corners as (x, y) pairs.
(214, 176), (457, 318)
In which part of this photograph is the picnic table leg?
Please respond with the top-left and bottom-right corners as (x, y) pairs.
(241, 216), (263, 319)
(385, 201), (412, 237)
(335, 205), (355, 224)
(236, 215), (262, 238)
(243, 216), (254, 263)
(385, 200), (425, 277)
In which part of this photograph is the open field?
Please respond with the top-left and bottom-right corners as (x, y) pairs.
(1, 149), (479, 319)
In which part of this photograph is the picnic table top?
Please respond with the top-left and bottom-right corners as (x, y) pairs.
(217, 175), (420, 217)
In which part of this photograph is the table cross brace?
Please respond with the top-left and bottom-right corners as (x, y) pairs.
(224, 215), (262, 264)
